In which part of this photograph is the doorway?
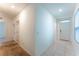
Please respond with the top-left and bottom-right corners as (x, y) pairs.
(13, 20), (19, 43)
(58, 20), (71, 41)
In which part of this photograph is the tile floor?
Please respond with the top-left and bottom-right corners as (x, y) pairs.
(42, 39), (75, 56)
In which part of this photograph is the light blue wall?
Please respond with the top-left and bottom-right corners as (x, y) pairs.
(35, 6), (56, 55)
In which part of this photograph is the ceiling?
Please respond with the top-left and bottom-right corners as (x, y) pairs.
(41, 3), (76, 20)
(0, 3), (27, 18)
(0, 3), (76, 20)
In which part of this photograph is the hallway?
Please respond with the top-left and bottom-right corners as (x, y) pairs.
(0, 3), (78, 56)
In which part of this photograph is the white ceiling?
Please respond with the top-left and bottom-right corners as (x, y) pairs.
(0, 3), (27, 18)
(41, 3), (76, 20)
(0, 3), (76, 20)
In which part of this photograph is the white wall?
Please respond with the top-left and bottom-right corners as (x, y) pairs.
(35, 6), (56, 55)
(14, 5), (36, 55)
(13, 4), (57, 56)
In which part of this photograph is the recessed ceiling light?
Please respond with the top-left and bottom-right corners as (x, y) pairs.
(11, 5), (15, 8)
(59, 9), (63, 12)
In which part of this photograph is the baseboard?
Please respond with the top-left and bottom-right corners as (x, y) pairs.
(13, 39), (31, 56)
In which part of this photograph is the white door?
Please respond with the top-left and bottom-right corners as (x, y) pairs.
(59, 20), (71, 41)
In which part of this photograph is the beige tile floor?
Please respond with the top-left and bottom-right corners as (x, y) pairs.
(54, 40), (75, 56)
(42, 39), (75, 56)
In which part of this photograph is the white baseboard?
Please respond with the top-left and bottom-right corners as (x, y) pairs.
(13, 39), (32, 56)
